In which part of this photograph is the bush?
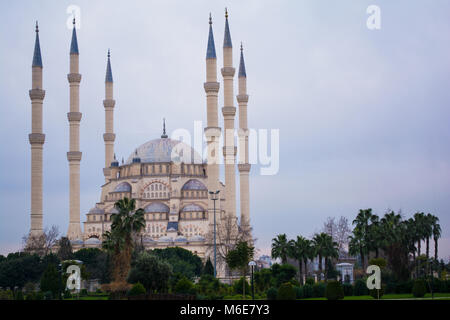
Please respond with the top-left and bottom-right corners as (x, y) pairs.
(277, 282), (296, 300)
(266, 287), (277, 300)
(128, 282), (146, 296)
(0, 289), (14, 300)
(354, 279), (368, 296)
(25, 293), (35, 300)
(325, 281), (344, 300)
(369, 285), (384, 300)
(233, 277), (250, 295)
(15, 290), (24, 300)
(369, 258), (387, 269)
(303, 284), (313, 298)
(342, 283), (353, 296)
(305, 278), (315, 286)
(395, 280), (413, 294)
(412, 280), (426, 298)
(294, 286), (304, 299)
(44, 291), (53, 300)
(63, 289), (72, 299)
(312, 282), (326, 298)
(35, 291), (44, 300)
(175, 277), (194, 295)
(80, 289), (88, 296)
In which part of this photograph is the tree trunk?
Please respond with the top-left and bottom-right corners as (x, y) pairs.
(434, 237), (438, 261)
(375, 247), (379, 258)
(426, 237), (430, 275)
(318, 254), (322, 274)
(298, 260), (303, 284)
(324, 257), (328, 281)
(360, 248), (365, 270)
(417, 240), (421, 256)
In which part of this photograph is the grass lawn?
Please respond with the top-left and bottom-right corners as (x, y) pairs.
(301, 293), (450, 300)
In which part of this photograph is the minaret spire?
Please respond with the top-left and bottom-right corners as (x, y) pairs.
(103, 49), (116, 184)
(161, 118), (168, 138)
(67, 18), (83, 240)
(32, 21), (42, 67)
(206, 13), (216, 59)
(28, 21), (46, 239)
(237, 43), (251, 239)
(221, 9), (237, 220)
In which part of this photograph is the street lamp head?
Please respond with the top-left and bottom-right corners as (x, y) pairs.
(248, 261), (256, 266)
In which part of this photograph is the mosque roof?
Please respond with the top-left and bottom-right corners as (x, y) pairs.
(88, 207), (105, 214)
(113, 182), (131, 192)
(182, 179), (207, 191)
(125, 138), (202, 164)
(181, 204), (205, 212)
(144, 202), (170, 213)
(85, 238), (101, 245)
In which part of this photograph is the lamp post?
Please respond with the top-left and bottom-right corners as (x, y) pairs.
(209, 190), (220, 278)
(248, 261), (256, 300)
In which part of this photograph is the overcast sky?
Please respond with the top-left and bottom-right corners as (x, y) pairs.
(1, 0), (449, 260)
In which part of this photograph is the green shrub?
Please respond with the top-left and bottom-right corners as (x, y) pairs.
(80, 289), (88, 296)
(233, 277), (250, 295)
(25, 293), (35, 300)
(369, 285), (384, 300)
(342, 283), (353, 296)
(175, 277), (194, 294)
(44, 291), (53, 300)
(369, 258), (387, 269)
(325, 281), (344, 300)
(303, 284), (313, 298)
(266, 287), (277, 300)
(127, 282), (146, 296)
(395, 280), (413, 294)
(294, 286), (304, 299)
(35, 291), (44, 300)
(312, 282), (326, 298)
(354, 279), (368, 296)
(277, 282), (296, 300)
(63, 289), (72, 299)
(412, 280), (426, 298)
(15, 290), (24, 300)
(305, 278), (315, 286)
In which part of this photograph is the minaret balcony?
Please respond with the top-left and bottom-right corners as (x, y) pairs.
(28, 133), (45, 145)
(103, 133), (116, 142)
(236, 94), (249, 103)
(29, 89), (46, 100)
(103, 99), (116, 108)
(67, 73), (82, 83)
(67, 151), (82, 162)
(67, 112), (82, 122)
(238, 164), (251, 172)
(203, 82), (220, 93)
(221, 67), (235, 77)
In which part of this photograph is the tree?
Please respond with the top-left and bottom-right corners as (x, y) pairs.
(288, 236), (311, 284)
(431, 216), (441, 262)
(351, 209), (373, 268)
(322, 216), (351, 255)
(102, 197), (145, 283)
(40, 264), (61, 299)
(22, 225), (60, 257)
(73, 248), (110, 283)
(152, 247), (203, 280)
(203, 258), (214, 276)
(57, 237), (73, 261)
(225, 241), (254, 299)
(127, 251), (172, 293)
(271, 234), (290, 264)
(313, 232), (338, 278)
(0, 253), (42, 288)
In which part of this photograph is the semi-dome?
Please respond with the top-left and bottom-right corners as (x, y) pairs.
(126, 138), (202, 164)
(144, 202), (170, 213)
(143, 237), (156, 243)
(181, 204), (205, 212)
(158, 235), (173, 242)
(85, 237), (101, 245)
(175, 236), (188, 242)
(182, 179), (207, 191)
(114, 182), (131, 192)
(88, 206), (105, 214)
(70, 239), (84, 245)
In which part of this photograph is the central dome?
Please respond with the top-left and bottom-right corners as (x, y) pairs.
(126, 138), (202, 164)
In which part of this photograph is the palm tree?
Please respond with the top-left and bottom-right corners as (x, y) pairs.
(271, 234), (290, 264)
(312, 232), (337, 277)
(352, 209), (373, 268)
(431, 216), (441, 261)
(413, 212), (426, 256)
(103, 197), (145, 283)
(288, 236), (311, 284)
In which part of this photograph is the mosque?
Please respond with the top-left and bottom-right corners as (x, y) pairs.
(27, 11), (252, 274)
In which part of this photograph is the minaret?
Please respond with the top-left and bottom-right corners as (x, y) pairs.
(221, 9), (237, 219)
(67, 19), (82, 240)
(103, 49), (116, 181)
(29, 22), (45, 237)
(204, 14), (221, 227)
(237, 44), (251, 236)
